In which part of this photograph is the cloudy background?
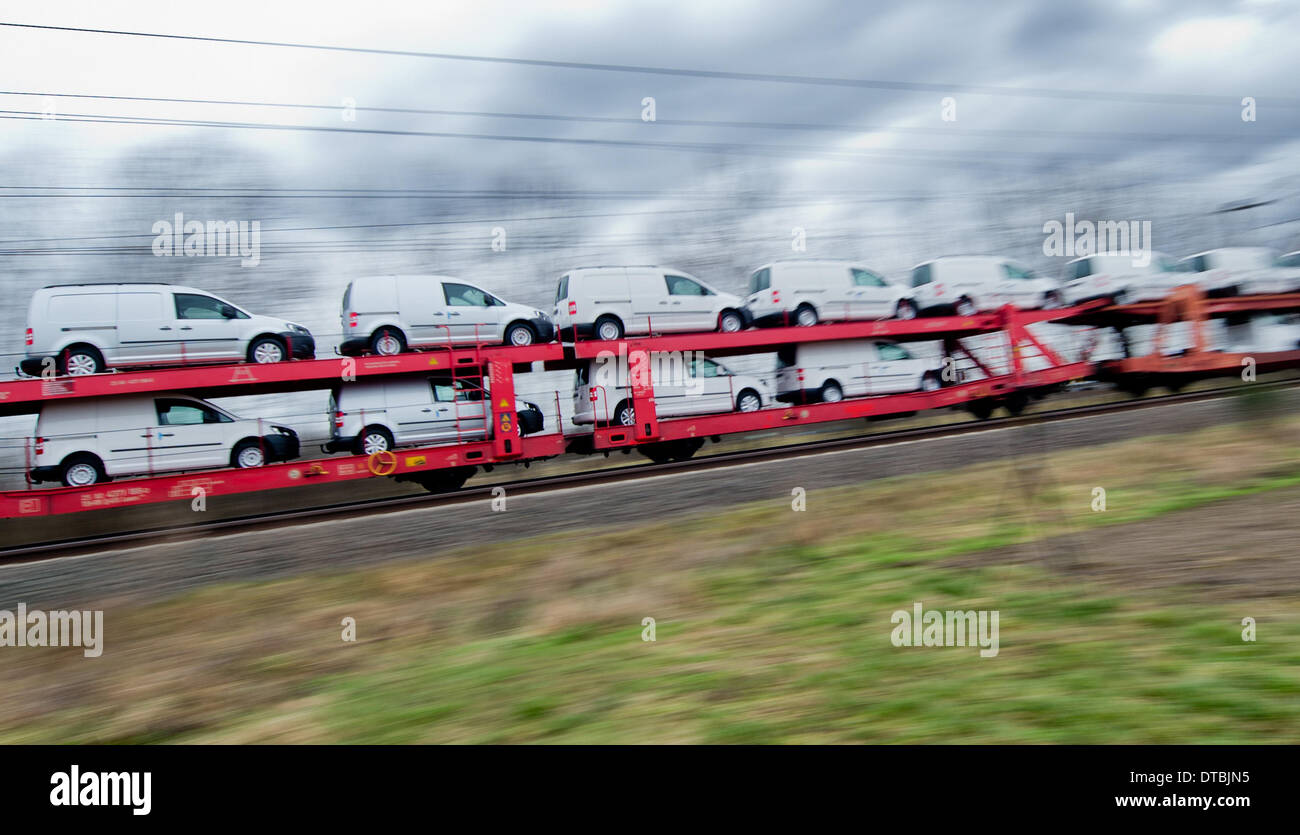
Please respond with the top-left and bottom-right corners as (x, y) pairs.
(0, 0), (1296, 462)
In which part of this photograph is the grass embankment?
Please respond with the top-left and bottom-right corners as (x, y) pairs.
(2, 401), (1299, 743)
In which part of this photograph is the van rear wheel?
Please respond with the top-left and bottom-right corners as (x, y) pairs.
(820, 381), (844, 403)
(60, 453), (105, 487)
(370, 327), (406, 356)
(59, 346), (103, 376)
(595, 316), (624, 341)
(355, 426), (394, 455)
(614, 400), (635, 426)
(795, 305), (819, 327)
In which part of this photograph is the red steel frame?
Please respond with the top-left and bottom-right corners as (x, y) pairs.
(6, 294), (1300, 519)
(589, 305), (1093, 451)
(0, 342), (563, 416)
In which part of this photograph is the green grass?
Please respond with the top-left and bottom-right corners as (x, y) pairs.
(3, 412), (1300, 743)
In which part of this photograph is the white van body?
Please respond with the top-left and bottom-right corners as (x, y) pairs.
(1060, 252), (1192, 305)
(571, 355), (768, 425)
(909, 257), (1061, 315)
(326, 377), (544, 454)
(21, 283), (314, 376)
(743, 260), (917, 326)
(1179, 248), (1300, 296)
(29, 394), (300, 487)
(1223, 313), (1300, 353)
(775, 339), (944, 402)
(552, 266), (749, 341)
(339, 275), (555, 355)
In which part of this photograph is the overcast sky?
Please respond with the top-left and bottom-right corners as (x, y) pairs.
(1, 0), (1298, 343)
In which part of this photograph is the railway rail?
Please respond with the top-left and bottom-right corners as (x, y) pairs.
(4, 376), (1293, 563)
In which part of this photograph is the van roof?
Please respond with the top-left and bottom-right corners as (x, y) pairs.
(40, 282), (173, 290)
(911, 255), (1009, 268)
(572, 265), (663, 270)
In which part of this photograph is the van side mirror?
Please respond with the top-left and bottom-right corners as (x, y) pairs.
(220, 305), (238, 319)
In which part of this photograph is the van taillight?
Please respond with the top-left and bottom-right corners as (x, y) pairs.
(34, 436), (45, 455)
(24, 328), (33, 346)
(334, 411), (345, 428)
(796, 369), (805, 384)
(348, 312), (357, 329)
(567, 301), (577, 316)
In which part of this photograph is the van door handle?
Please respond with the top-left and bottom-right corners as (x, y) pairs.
(159, 326), (172, 330)
(421, 408), (433, 412)
(141, 432), (174, 438)
(179, 326), (193, 331)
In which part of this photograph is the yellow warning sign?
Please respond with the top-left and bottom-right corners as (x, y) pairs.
(405, 455), (426, 466)
(499, 398), (510, 408)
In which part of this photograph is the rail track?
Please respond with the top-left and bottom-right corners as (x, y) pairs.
(1, 377), (1295, 564)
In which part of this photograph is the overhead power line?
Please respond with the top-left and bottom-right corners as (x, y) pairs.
(1, 22), (1291, 107)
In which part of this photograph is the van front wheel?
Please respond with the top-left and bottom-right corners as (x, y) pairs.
(795, 305), (819, 327)
(60, 453), (105, 487)
(504, 322), (536, 346)
(232, 440), (266, 469)
(248, 336), (286, 364)
(718, 310), (744, 333)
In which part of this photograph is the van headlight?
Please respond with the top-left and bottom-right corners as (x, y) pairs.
(285, 323), (310, 334)
(271, 425), (296, 436)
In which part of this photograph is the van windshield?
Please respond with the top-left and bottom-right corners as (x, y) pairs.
(776, 346), (797, 368)
(555, 275), (569, 303)
(341, 285), (351, 312)
(749, 269), (770, 294)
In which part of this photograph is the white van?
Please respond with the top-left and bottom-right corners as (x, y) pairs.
(775, 340), (944, 403)
(28, 394), (300, 487)
(571, 355), (768, 426)
(1060, 252), (1191, 305)
(552, 266), (749, 341)
(338, 275), (555, 355)
(909, 256), (1062, 315)
(744, 260), (917, 326)
(323, 376), (544, 454)
(1179, 248), (1300, 296)
(20, 283), (315, 376)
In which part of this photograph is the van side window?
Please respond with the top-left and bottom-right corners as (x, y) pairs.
(432, 383), (455, 402)
(665, 275), (711, 296)
(175, 293), (246, 320)
(876, 343), (911, 362)
(1071, 260), (1092, 280)
(851, 269), (886, 287)
(1003, 264), (1037, 280)
(155, 398), (231, 425)
(911, 265), (932, 287)
(691, 359), (725, 378)
(443, 283), (497, 307)
(555, 275), (569, 303)
(749, 269), (770, 294)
